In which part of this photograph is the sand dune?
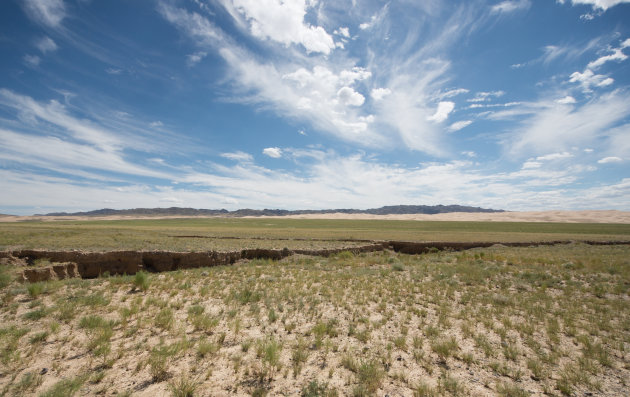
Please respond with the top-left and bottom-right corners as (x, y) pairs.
(1, 210), (629, 223)
(269, 210), (630, 223)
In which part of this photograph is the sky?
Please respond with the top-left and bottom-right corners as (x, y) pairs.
(1, 0), (630, 215)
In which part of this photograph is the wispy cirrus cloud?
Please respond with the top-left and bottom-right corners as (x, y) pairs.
(598, 156), (623, 163)
(22, 0), (66, 27)
(0, 89), (182, 182)
(23, 54), (41, 67)
(35, 36), (58, 53)
(502, 90), (630, 157)
(157, 1), (492, 156)
(221, 151), (254, 162)
(448, 120), (472, 132)
(491, 0), (531, 14)
(567, 37), (629, 91)
(0, 128), (171, 180)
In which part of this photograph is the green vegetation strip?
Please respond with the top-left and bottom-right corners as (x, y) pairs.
(1, 219), (629, 252)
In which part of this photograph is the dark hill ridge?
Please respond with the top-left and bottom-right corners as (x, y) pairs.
(41, 204), (503, 217)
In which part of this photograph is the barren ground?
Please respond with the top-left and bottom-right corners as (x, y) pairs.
(1, 243), (629, 396)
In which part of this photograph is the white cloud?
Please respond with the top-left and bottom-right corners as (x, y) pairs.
(536, 152), (573, 161)
(3, 146), (630, 214)
(158, 2), (225, 47)
(23, 54), (41, 67)
(262, 147), (283, 158)
(370, 88), (391, 101)
(468, 90), (505, 102)
(568, 0), (630, 11)
(22, 0), (65, 27)
(222, 151), (254, 162)
(219, 49), (379, 142)
(339, 67), (372, 85)
(491, 0), (531, 14)
(598, 156), (623, 163)
(468, 101), (521, 110)
(522, 161), (542, 169)
(187, 51), (207, 67)
(448, 120), (472, 132)
(438, 88), (469, 99)
(105, 68), (122, 75)
(566, 38), (628, 91)
(507, 90), (630, 156)
(159, 3), (381, 144)
(149, 121), (163, 128)
(622, 38), (630, 48)
(0, 89), (122, 151)
(603, 123), (630, 159)
(334, 27), (350, 38)
(569, 69), (614, 91)
(0, 89), (182, 173)
(227, 0), (335, 54)
(540, 42), (601, 65)
(35, 36), (58, 53)
(587, 48), (628, 69)
(0, 128), (171, 180)
(556, 95), (576, 104)
(177, 150), (630, 211)
(337, 87), (365, 107)
(358, 5), (388, 31)
(160, 196), (184, 204)
(158, 1), (507, 156)
(427, 101), (455, 123)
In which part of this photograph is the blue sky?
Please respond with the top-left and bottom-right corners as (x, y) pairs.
(1, 0), (629, 215)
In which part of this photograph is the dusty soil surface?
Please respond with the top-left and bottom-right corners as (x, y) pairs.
(1, 245), (628, 396)
(1, 210), (629, 223)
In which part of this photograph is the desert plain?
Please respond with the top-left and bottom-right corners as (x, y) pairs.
(0, 211), (629, 396)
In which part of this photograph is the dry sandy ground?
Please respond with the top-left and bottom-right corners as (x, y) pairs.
(1, 210), (629, 223)
(268, 210), (630, 223)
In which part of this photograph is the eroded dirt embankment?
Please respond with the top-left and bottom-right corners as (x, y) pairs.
(2, 244), (386, 281)
(3, 240), (630, 282)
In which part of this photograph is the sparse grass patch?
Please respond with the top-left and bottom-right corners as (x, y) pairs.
(13, 371), (43, 395)
(0, 325), (29, 365)
(496, 381), (528, 397)
(38, 375), (86, 397)
(155, 307), (175, 331)
(301, 380), (337, 397)
(27, 282), (46, 299)
(168, 374), (198, 397)
(430, 336), (459, 364)
(133, 271), (149, 292)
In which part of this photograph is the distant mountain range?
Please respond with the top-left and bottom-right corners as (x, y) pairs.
(41, 205), (503, 217)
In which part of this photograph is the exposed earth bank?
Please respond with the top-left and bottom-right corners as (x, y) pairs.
(5, 240), (630, 282)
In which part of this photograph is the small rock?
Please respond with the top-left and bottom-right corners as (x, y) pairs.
(201, 271), (209, 276)
(40, 368), (48, 375)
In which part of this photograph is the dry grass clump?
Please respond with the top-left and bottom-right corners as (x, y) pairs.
(0, 243), (628, 396)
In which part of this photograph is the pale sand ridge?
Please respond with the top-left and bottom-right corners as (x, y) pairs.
(0, 210), (629, 223)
